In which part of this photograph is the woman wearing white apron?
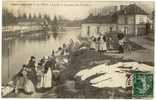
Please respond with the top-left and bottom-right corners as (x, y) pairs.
(99, 35), (107, 52)
(43, 67), (52, 88)
(41, 57), (53, 89)
(99, 36), (103, 51)
(36, 62), (45, 89)
(102, 35), (107, 52)
(90, 36), (96, 50)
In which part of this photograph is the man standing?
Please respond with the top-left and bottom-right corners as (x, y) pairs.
(117, 32), (125, 53)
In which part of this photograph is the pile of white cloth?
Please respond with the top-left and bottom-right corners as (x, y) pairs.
(75, 62), (153, 88)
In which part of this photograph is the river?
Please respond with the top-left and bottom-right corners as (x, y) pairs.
(2, 28), (80, 84)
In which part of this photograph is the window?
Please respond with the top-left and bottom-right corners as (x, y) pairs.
(139, 17), (145, 24)
(125, 16), (128, 24)
(110, 27), (112, 32)
(87, 26), (90, 36)
(97, 26), (100, 34)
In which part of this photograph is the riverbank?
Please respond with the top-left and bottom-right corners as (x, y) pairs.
(56, 49), (153, 98)
(2, 29), (81, 84)
(3, 35), (154, 98)
(49, 35), (153, 98)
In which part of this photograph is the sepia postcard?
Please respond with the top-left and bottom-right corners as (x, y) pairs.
(1, 0), (154, 99)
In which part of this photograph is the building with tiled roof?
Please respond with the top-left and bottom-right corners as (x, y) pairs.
(116, 4), (148, 15)
(82, 15), (115, 24)
(81, 4), (151, 37)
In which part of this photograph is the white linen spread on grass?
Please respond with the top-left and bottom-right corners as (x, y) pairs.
(2, 86), (14, 96)
(75, 62), (153, 88)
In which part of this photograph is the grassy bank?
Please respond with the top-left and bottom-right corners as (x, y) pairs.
(55, 49), (135, 98)
(54, 36), (153, 98)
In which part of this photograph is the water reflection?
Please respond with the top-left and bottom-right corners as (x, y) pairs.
(2, 28), (80, 84)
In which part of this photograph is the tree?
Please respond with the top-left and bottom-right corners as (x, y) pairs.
(18, 13), (22, 19)
(38, 13), (42, 19)
(44, 14), (51, 23)
(2, 8), (17, 26)
(52, 15), (58, 32)
(22, 13), (27, 19)
(33, 14), (37, 19)
(28, 13), (32, 19)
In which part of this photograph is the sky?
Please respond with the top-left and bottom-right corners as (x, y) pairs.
(3, 0), (154, 20)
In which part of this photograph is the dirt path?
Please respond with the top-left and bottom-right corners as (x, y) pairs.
(130, 36), (154, 50)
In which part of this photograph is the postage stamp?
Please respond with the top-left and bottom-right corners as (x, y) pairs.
(132, 72), (153, 97)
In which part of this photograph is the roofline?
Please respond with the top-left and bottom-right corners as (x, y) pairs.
(117, 4), (148, 15)
(81, 22), (116, 24)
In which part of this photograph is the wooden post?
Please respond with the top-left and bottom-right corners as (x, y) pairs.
(8, 45), (10, 79)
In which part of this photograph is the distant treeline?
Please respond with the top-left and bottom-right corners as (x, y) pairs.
(2, 9), (18, 26)
(2, 8), (82, 27)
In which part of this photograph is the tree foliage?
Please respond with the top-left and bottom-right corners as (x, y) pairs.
(2, 8), (17, 26)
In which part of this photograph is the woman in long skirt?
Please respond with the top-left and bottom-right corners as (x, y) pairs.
(22, 67), (35, 94)
(90, 36), (96, 50)
(15, 73), (25, 94)
(36, 61), (45, 89)
(99, 35), (107, 52)
(102, 35), (107, 52)
(43, 67), (52, 88)
(41, 58), (53, 89)
(24, 77), (35, 94)
(108, 37), (113, 50)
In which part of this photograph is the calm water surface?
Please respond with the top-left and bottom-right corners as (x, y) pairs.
(2, 28), (80, 84)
